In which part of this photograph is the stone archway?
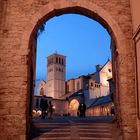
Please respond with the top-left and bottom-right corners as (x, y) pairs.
(69, 99), (79, 116)
(0, 0), (136, 139)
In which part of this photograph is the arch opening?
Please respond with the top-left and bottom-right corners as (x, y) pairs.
(29, 7), (117, 118)
(28, 8), (117, 115)
(69, 99), (80, 116)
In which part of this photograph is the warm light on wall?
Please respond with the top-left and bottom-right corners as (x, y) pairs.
(53, 106), (56, 109)
(69, 99), (79, 110)
(102, 76), (109, 86)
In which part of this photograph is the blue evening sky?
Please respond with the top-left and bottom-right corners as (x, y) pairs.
(36, 14), (111, 92)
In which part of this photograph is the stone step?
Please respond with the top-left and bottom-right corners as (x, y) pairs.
(35, 134), (71, 138)
(79, 133), (112, 138)
(31, 119), (114, 140)
(39, 132), (70, 135)
(34, 123), (70, 125)
(34, 126), (71, 129)
(79, 132), (112, 135)
(76, 124), (111, 126)
(77, 126), (111, 130)
(76, 123), (112, 125)
(38, 128), (70, 132)
(78, 129), (111, 133)
(77, 124), (111, 126)
(78, 125), (113, 139)
(33, 137), (71, 140)
(80, 137), (113, 140)
(78, 132), (112, 136)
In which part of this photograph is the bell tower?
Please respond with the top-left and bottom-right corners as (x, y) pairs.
(46, 53), (66, 99)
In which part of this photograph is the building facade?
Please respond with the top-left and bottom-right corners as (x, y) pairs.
(33, 96), (69, 116)
(65, 60), (112, 104)
(37, 54), (112, 101)
(36, 55), (113, 117)
(86, 95), (113, 116)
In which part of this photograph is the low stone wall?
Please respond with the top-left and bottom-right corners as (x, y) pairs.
(33, 96), (69, 116)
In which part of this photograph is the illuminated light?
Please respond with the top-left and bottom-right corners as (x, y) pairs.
(37, 110), (42, 116)
(32, 110), (36, 115)
(32, 109), (36, 113)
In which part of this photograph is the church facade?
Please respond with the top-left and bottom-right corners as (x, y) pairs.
(35, 53), (113, 116)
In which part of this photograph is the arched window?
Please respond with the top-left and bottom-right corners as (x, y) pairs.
(59, 58), (61, 64)
(108, 68), (111, 72)
(50, 58), (53, 64)
(62, 59), (64, 65)
(56, 57), (58, 63)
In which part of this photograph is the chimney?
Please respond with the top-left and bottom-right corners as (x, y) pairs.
(96, 64), (102, 72)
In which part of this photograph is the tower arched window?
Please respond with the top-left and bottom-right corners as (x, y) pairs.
(50, 58), (53, 64)
(56, 57), (58, 63)
(62, 59), (64, 65)
(59, 58), (61, 64)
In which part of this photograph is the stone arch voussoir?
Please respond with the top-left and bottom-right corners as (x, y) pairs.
(20, 0), (127, 56)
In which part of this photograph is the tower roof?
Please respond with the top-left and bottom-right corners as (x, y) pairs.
(47, 53), (66, 58)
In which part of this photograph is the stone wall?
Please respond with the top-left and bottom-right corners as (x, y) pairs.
(0, 0), (137, 139)
(52, 99), (69, 116)
(130, 0), (140, 139)
(33, 96), (68, 116)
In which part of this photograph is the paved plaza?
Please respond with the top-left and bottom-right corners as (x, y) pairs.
(30, 116), (122, 140)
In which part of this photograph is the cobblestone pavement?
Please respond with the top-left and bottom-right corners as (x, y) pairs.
(30, 116), (121, 140)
